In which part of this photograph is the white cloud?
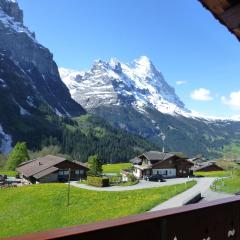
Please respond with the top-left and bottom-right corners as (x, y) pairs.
(176, 80), (187, 85)
(221, 91), (240, 110)
(190, 88), (213, 101)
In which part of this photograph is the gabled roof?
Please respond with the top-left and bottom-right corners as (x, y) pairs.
(192, 162), (223, 171)
(130, 157), (142, 164)
(140, 151), (176, 161)
(199, 0), (240, 41)
(73, 161), (89, 169)
(17, 155), (66, 178)
(33, 166), (58, 179)
(17, 155), (89, 180)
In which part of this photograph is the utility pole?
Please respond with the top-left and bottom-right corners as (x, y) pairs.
(159, 132), (166, 153)
(67, 168), (71, 206)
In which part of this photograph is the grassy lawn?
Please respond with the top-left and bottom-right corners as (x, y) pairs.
(0, 181), (196, 238)
(0, 170), (17, 177)
(194, 171), (230, 178)
(212, 175), (240, 194)
(116, 180), (139, 186)
(103, 163), (132, 173)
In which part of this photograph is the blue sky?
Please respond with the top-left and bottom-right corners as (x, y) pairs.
(17, 0), (240, 118)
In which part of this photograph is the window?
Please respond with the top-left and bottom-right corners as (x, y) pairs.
(75, 170), (84, 175)
(58, 169), (69, 176)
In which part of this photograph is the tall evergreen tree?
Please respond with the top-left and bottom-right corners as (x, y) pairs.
(6, 142), (30, 170)
(88, 155), (102, 176)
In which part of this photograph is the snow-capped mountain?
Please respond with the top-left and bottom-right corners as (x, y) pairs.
(60, 56), (191, 116)
(60, 57), (240, 158)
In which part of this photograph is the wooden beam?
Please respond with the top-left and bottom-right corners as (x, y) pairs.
(200, 0), (230, 14)
(220, 3), (240, 29)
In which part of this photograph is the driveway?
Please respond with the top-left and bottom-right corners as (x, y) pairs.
(150, 177), (216, 211)
(70, 178), (192, 192)
(201, 189), (233, 202)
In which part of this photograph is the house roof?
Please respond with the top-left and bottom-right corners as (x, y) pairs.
(73, 161), (89, 169)
(140, 151), (176, 161)
(134, 165), (152, 170)
(192, 162), (223, 171)
(17, 155), (66, 178)
(17, 155), (88, 180)
(33, 167), (58, 179)
(130, 157), (142, 164)
(199, 0), (240, 41)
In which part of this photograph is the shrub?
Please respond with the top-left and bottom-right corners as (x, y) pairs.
(108, 175), (122, 185)
(87, 176), (109, 187)
(128, 173), (137, 182)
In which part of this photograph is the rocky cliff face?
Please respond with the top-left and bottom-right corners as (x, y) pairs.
(0, 0), (85, 117)
(0, 0), (23, 23)
(0, 0), (85, 153)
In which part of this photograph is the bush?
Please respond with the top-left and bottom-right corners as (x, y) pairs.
(108, 175), (122, 185)
(87, 176), (109, 187)
(128, 173), (137, 182)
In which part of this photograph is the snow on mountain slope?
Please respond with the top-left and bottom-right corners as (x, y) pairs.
(60, 56), (191, 116)
(0, 124), (12, 154)
(0, 7), (36, 41)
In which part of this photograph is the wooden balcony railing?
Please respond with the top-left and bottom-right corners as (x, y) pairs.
(7, 196), (240, 240)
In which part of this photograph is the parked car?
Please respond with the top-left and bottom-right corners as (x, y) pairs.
(145, 174), (166, 182)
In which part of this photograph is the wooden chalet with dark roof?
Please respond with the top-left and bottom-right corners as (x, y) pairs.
(17, 155), (89, 184)
(192, 161), (224, 172)
(132, 151), (193, 179)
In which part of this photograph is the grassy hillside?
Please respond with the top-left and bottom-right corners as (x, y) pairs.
(0, 181), (196, 238)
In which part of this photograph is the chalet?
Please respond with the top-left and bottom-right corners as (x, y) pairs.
(192, 161), (224, 172)
(132, 151), (194, 179)
(17, 155), (89, 184)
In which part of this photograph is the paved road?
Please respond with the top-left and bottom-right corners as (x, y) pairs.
(201, 189), (233, 202)
(150, 177), (216, 211)
(71, 178), (191, 192)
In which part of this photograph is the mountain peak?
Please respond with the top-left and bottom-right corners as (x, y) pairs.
(0, 0), (23, 23)
(135, 56), (152, 65)
(60, 56), (188, 115)
(133, 56), (156, 77)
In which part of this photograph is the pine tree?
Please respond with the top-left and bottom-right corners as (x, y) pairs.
(6, 142), (30, 170)
(88, 155), (102, 176)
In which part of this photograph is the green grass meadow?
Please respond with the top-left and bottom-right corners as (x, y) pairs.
(212, 176), (240, 194)
(0, 170), (17, 177)
(0, 181), (196, 238)
(102, 163), (132, 173)
(212, 170), (240, 194)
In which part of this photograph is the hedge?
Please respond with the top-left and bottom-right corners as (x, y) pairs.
(87, 176), (109, 187)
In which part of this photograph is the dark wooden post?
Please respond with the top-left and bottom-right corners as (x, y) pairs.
(67, 168), (71, 206)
